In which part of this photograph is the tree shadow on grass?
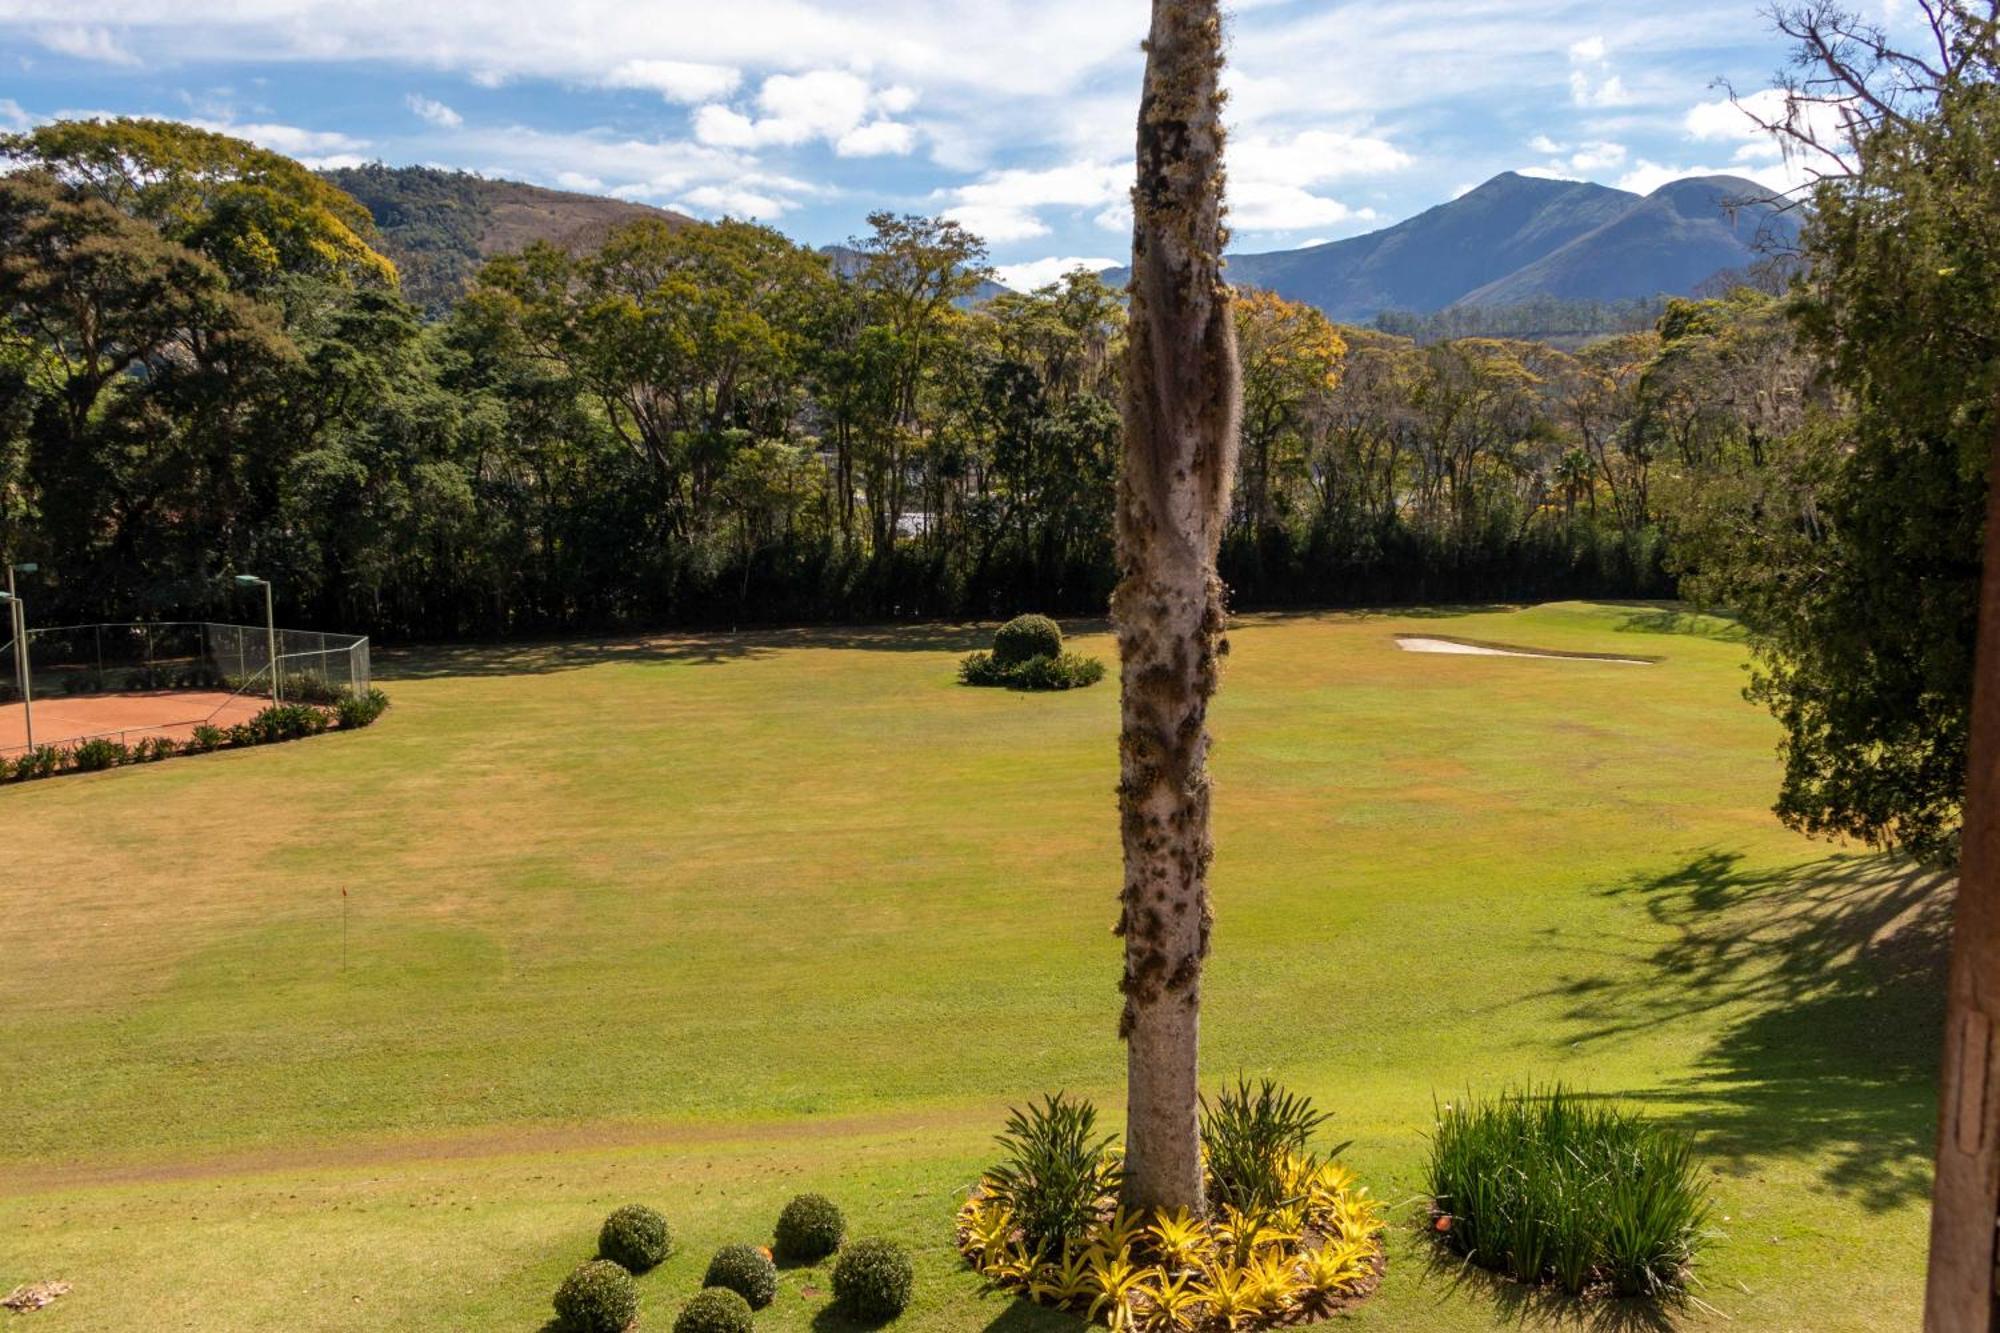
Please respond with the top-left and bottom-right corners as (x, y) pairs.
(376, 622), (1012, 681)
(970, 1291), (1090, 1333)
(1412, 1246), (1684, 1333)
(1551, 851), (1951, 1208)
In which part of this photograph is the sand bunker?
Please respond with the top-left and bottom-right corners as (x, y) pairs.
(1395, 636), (1653, 665)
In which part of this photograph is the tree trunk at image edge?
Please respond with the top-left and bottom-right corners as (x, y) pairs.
(1925, 424), (2000, 1331)
(1114, 0), (1241, 1216)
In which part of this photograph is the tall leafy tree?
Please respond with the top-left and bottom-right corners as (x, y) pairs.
(1114, 0), (1241, 1214)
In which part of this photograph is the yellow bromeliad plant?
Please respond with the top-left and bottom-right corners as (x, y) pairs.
(1298, 1238), (1375, 1301)
(960, 1086), (1386, 1328)
(1140, 1269), (1206, 1332)
(1028, 1243), (1097, 1307)
(1086, 1250), (1160, 1332)
(1146, 1207), (1212, 1271)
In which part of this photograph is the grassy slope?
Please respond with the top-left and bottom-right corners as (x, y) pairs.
(0, 603), (1943, 1330)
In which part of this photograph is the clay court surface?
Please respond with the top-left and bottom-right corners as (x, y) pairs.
(0, 688), (265, 752)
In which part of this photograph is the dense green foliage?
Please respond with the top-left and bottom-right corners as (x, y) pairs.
(597, 1203), (673, 1273)
(674, 1288), (754, 1333)
(703, 1243), (778, 1309)
(991, 614), (1065, 666)
(979, 1092), (1120, 1258)
(774, 1193), (845, 1262)
(832, 1239), (915, 1322)
(1200, 1077), (1338, 1214)
(0, 118), (1751, 643)
(960, 614), (1104, 690)
(551, 1258), (639, 1333)
(1427, 1087), (1713, 1297)
(1656, 5), (1999, 859)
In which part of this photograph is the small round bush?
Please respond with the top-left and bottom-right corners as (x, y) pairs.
(674, 1287), (754, 1333)
(598, 1202), (674, 1273)
(774, 1192), (845, 1261)
(704, 1242), (778, 1309)
(832, 1238), (914, 1322)
(991, 614), (1063, 666)
(552, 1259), (638, 1333)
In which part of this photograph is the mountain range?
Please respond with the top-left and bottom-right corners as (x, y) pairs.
(1200, 171), (1800, 322)
(322, 164), (693, 316)
(326, 164), (1799, 328)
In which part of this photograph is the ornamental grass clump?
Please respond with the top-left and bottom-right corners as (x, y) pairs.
(1426, 1085), (1713, 1298)
(960, 615), (1105, 691)
(957, 1084), (1386, 1329)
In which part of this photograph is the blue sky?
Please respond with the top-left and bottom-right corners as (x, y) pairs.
(0, 1), (1904, 288)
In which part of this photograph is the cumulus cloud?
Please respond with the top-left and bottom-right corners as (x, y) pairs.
(1565, 33), (1632, 109)
(991, 256), (1119, 292)
(941, 159), (1126, 242)
(672, 183), (793, 219)
(405, 94), (462, 128)
(693, 70), (916, 156)
(604, 59), (741, 104)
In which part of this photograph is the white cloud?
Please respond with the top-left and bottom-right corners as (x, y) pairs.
(0, 99), (28, 131)
(37, 24), (138, 66)
(992, 256), (1119, 292)
(405, 94), (462, 128)
(836, 119), (915, 158)
(1615, 158), (1794, 196)
(941, 159), (1127, 243)
(1568, 36), (1608, 64)
(604, 59), (741, 104)
(692, 69), (915, 155)
(1567, 140), (1627, 171)
(182, 118), (371, 167)
(1569, 70), (1631, 108)
(672, 183), (792, 219)
(1528, 134), (1566, 156)
(1231, 181), (1377, 233)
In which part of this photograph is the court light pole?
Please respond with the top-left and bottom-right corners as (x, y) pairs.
(0, 590), (31, 752)
(234, 574), (279, 704)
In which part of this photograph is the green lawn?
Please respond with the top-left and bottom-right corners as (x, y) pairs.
(0, 602), (1944, 1330)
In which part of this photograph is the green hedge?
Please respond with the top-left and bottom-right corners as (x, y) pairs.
(2, 688), (390, 784)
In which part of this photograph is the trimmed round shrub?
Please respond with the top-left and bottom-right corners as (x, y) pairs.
(774, 1192), (845, 1262)
(598, 1202), (673, 1273)
(991, 614), (1063, 666)
(1009, 652), (1105, 691)
(552, 1259), (638, 1333)
(704, 1242), (778, 1309)
(674, 1287), (754, 1333)
(832, 1238), (914, 1322)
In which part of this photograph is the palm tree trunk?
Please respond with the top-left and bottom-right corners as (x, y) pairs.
(1113, 0), (1241, 1216)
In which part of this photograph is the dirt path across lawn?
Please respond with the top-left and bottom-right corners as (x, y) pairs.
(0, 1106), (987, 1197)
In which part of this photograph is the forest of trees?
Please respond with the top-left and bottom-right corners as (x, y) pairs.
(0, 116), (1817, 643)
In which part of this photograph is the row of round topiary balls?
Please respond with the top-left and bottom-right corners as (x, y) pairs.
(551, 1194), (915, 1333)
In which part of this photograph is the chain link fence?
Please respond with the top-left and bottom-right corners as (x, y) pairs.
(1, 621), (371, 715)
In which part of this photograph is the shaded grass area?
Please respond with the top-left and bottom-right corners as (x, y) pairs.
(0, 603), (1941, 1330)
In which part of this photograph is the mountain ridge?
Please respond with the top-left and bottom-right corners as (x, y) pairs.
(1099, 170), (1800, 326)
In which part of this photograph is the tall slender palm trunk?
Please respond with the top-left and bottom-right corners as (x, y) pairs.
(1113, 0), (1242, 1215)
